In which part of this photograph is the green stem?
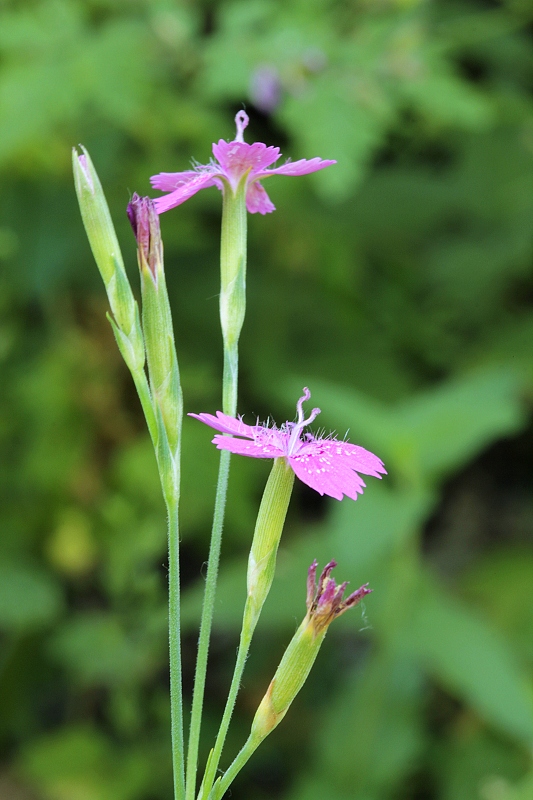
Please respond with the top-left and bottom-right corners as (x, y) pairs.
(200, 459), (294, 799)
(134, 206), (184, 798)
(219, 181), (247, 380)
(185, 357), (235, 800)
(131, 368), (158, 447)
(168, 494), (185, 800)
(185, 448), (231, 800)
(199, 607), (252, 800)
(222, 347), (238, 420)
(185, 181), (247, 800)
(213, 734), (258, 800)
(132, 355), (184, 800)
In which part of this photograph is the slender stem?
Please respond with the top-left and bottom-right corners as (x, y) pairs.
(200, 460), (294, 799)
(222, 347), (238, 420)
(132, 366), (184, 798)
(214, 734), (259, 800)
(185, 448), (232, 800)
(131, 368), (158, 447)
(185, 180), (246, 800)
(134, 209), (184, 799)
(168, 493), (185, 800)
(132, 364), (184, 799)
(199, 603), (253, 799)
(185, 346), (235, 800)
(136, 370), (184, 799)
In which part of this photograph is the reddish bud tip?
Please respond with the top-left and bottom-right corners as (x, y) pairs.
(306, 560), (318, 611)
(127, 193), (162, 279)
(76, 151), (94, 193)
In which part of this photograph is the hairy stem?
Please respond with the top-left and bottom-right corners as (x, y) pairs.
(200, 459), (294, 799)
(185, 447), (231, 800)
(185, 345), (239, 800)
(168, 495), (185, 800)
(186, 181), (246, 800)
(213, 734), (259, 800)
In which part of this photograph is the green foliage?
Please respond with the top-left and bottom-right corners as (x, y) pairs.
(0, 561), (63, 630)
(411, 578), (532, 743)
(1, 0), (533, 799)
(19, 725), (154, 800)
(290, 653), (425, 800)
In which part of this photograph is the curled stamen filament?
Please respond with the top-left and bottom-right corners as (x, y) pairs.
(287, 389), (321, 456)
(234, 111), (249, 143)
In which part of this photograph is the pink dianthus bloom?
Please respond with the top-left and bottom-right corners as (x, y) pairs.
(189, 388), (386, 501)
(151, 111), (336, 215)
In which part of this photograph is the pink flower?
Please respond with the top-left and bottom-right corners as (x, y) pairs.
(189, 388), (386, 501)
(151, 111), (336, 215)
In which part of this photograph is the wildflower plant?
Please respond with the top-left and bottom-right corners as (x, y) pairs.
(73, 111), (385, 800)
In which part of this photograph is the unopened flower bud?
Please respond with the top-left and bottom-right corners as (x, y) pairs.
(214, 562), (372, 800)
(73, 146), (143, 373)
(127, 193), (163, 282)
(245, 457), (295, 631)
(251, 561), (371, 742)
(127, 195), (181, 458)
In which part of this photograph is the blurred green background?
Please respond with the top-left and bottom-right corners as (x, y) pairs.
(1, 0), (533, 798)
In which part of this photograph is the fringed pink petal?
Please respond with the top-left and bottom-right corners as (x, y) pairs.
(290, 455), (366, 501)
(262, 158), (336, 177)
(150, 171), (203, 191)
(304, 441), (387, 478)
(152, 174), (216, 213)
(212, 140), (281, 180)
(188, 411), (256, 438)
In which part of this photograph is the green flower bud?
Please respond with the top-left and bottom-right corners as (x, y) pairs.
(244, 457), (294, 631)
(219, 173), (247, 415)
(73, 147), (144, 374)
(251, 560), (372, 742)
(219, 175), (247, 352)
(213, 562), (372, 800)
(73, 149), (131, 327)
(127, 194), (182, 459)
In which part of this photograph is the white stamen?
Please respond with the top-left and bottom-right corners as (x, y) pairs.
(234, 110), (249, 143)
(287, 387), (321, 456)
(295, 387), (311, 424)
